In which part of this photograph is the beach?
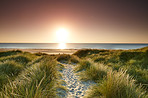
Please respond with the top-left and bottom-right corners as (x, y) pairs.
(0, 49), (78, 54)
(0, 47), (147, 97)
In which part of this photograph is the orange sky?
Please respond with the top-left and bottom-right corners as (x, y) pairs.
(0, 0), (148, 43)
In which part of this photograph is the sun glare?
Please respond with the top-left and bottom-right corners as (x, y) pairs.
(56, 28), (68, 43)
(56, 28), (68, 49)
(58, 43), (66, 49)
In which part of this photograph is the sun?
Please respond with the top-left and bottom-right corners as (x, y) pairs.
(56, 28), (68, 43)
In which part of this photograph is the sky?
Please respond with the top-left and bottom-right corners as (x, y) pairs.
(0, 0), (148, 43)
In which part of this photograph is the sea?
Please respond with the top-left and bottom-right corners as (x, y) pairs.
(0, 43), (148, 50)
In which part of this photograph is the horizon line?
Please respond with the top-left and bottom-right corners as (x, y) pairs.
(0, 42), (148, 44)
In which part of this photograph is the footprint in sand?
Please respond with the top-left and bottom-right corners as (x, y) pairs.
(61, 63), (93, 98)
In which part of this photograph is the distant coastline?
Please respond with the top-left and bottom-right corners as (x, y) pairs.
(0, 43), (148, 50)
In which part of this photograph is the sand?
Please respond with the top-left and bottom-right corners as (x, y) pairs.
(0, 49), (78, 54)
(60, 63), (94, 98)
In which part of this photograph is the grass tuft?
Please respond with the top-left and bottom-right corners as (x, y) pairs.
(86, 69), (147, 98)
(57, 54), (79, 64)
(0, 56), (63, 98)
(0, 50), (22, 58)
(75, 60), (91, 72)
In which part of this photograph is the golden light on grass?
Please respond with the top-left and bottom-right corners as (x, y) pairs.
(56, 28), (68, 49)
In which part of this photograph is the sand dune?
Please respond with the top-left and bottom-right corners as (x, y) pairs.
(0, 49), (77, 54)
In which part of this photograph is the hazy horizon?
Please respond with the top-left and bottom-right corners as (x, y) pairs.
(1, 42), (148, 44)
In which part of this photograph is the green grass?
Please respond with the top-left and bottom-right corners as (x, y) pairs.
(0, 47), (148, 97)
(0, 50), (67, 98)
(79, 62), (108, 82)
(73, 49), (109, 58)
(0, 51), (40, 90)
(0, 60), (23, 90)
(73, 47), (148, 97)
(57, 63), (65, 72)
(57, 54), (79, 64)
(0, 50), (22, 58)
(75, 60), (91, 72)
(86, 69), (147, 98)
(0, 61), (23, 76)
(0, 52), (37, 66)
(0, 56), (66, 98)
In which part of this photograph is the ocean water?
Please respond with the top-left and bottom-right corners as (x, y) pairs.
(0, 43), (148, 49)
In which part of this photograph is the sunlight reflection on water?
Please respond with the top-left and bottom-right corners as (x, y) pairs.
(58, 43), (66, 49)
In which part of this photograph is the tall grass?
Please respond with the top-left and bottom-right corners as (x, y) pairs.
(0, 50), (22, 58)
(57, 54), (79, 64)
(73, 49), (109, 58)
(81, 63), (108, 82)
(74, 47), (148, 92)
(75, 60), (91, 72)
(0, 61), (23, 90)
(0, 56), (65, 98)
(0, 61), (23, 76)
(0, 48), (148, 97)
(0, 52), (37, 66)
(0, 51), (40, 91)
(76, 59), (109, 82)
(86, 69), (148, 98)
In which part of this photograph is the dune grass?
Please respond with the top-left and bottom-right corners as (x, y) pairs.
(0, 56), (55, 97)
(57, 54), (79, 64)
(0, 47), (148, 98)
(74, 60), (91, 72)
(73, 49), (109, 58)
(0, 61), (23, 90)
(75, 60), (108, 83)
(0, 50), (41, 90)
(0, 50), (67, 98)
(0, 55), (67, 98)
(72, 47), (148, 98)
(86, 69), (147, 98)
(79, 63), (108, 82)
(0, 50), (22, 58)
(75, 47), (148, 91)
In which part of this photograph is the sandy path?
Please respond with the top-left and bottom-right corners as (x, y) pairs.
(61, 63), (92, 98)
